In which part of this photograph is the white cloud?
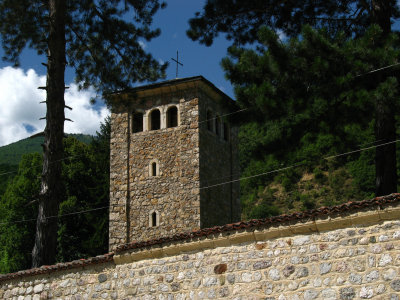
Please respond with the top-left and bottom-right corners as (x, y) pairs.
(64, 85), (109, 135)
(0, 67), (109, 147)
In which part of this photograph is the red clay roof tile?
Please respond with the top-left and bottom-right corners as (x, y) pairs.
(1, 193), (399, 282)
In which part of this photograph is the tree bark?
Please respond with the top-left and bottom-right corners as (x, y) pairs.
(32, 0), (66, 268)
(375, 96), (397, 196)
(372, 0), (397, 196)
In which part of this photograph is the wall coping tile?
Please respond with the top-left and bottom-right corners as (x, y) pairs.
(1, 193), (400, 282)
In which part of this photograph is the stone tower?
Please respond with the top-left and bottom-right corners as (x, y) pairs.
(108, 76), (240, 251)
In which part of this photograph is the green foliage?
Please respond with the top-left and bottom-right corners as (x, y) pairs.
(249, 202), (281, 219)
(300, 194), (316, 210)
(0, 119), (110, 272)
(241, 188), (281, 220)
(0, 153), (41, 273)
(0, 164), (16, 196)
(0, 134), (92, 166)
(57, 118), (110, 262)
(187, 0), (399, 46)
(0, 0), (167, 92)
(232, 25), (400, 219)
(313, 167), (326, 185)
(190, 0), (400, 216)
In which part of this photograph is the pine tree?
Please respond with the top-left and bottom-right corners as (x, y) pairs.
(0, 126), (112, 272)
(223, 25), (399, 217)
(0, 154), (41, 273)
(188, 0), (400, 196)
(57, 119), (110, 262)
(0, 0), (167, 268)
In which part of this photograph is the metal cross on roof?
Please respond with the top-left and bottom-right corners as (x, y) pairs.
(171, 50), (183, 78)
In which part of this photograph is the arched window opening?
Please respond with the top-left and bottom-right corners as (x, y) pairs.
(150, 109), (160, 130)
(207, 110), (213, 131)
(149, 210), (159, 227)
(215, 115), (221, 136)
(132, 111), (143, 133)
(223, 122), (229, 141)
(148, 159), (160, 177)
(167, 106), (178, 128)
(151, 211), (157, 227)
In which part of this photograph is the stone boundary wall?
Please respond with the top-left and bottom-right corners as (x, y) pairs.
(2, 197), (400, 299)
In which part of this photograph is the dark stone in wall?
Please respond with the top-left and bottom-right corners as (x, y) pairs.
(214, 263), (227, 274)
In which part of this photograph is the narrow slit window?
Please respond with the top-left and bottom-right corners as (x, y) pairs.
(148, 159), (159, 177)
(150, 109), (160, 130)
(167, 106), (178, 128)
(215, 115), (221, 136)
(132, 111), (143, 133)
(207, 110), (213, 131)
(223, 122), (229, 141)
(151, 211), (157, 227)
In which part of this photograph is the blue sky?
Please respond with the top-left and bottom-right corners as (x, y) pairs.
(0, 1), (234, 147)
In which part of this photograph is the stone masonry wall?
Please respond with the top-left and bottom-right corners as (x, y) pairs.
(3, 202), (400, 299)
(109, 109), (130, 250)
(126, 92), (201, 244)
(198, 90), (240, 228)
(109, 82), (240, 251)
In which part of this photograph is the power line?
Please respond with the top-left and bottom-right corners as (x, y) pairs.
(198, 108), (248, 124)
(0, 153), (88, 177)
(324, 139), (400, 160)
(2, 60), (399, 178)
(0, 205), (109, 226)
(202, 135), (396, 186)
(201, 138), (400, 190)
(355, 62), (400, 77)
(2, 137), (399, 226)
(0, 108), (248, 178)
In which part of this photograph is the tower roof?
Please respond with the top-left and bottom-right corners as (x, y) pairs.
(107, 76), (235, 105)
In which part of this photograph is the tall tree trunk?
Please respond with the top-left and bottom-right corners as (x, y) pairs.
(32, 0), (66, 268)
(375, 97), (397, 196)
(372, 0), (397, 196)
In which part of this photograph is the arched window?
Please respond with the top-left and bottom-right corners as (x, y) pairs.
(223, 122), (229, 141)
(148, 159), (160, 177)
(132, 111), (143, 133)
(149, 109), (160, 130)
(166, 106), (178, 128)
(149, 210), (159, 227)
(215, 115), (221, 136)
(207, 110), (213, 132)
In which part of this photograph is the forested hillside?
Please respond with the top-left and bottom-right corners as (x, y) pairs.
(188, 0), (400, 220)
(0, 134), (92, 166)
(231, 26), (394, 220)
(0, 121), (109, 273)
(2, 0), (400, 274)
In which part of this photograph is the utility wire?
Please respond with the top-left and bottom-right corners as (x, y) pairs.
(0, 205), (109, 226)
(0, 108), (248, 178)
(197, 108), (248, 124)
(203, 135), (397, 186)
(2, 60), (399, 178)
(0, 153), (89, 177)
(2, 137), (400, 226)
(355, 62), (400, 77)
(201, 138), (400, 190)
